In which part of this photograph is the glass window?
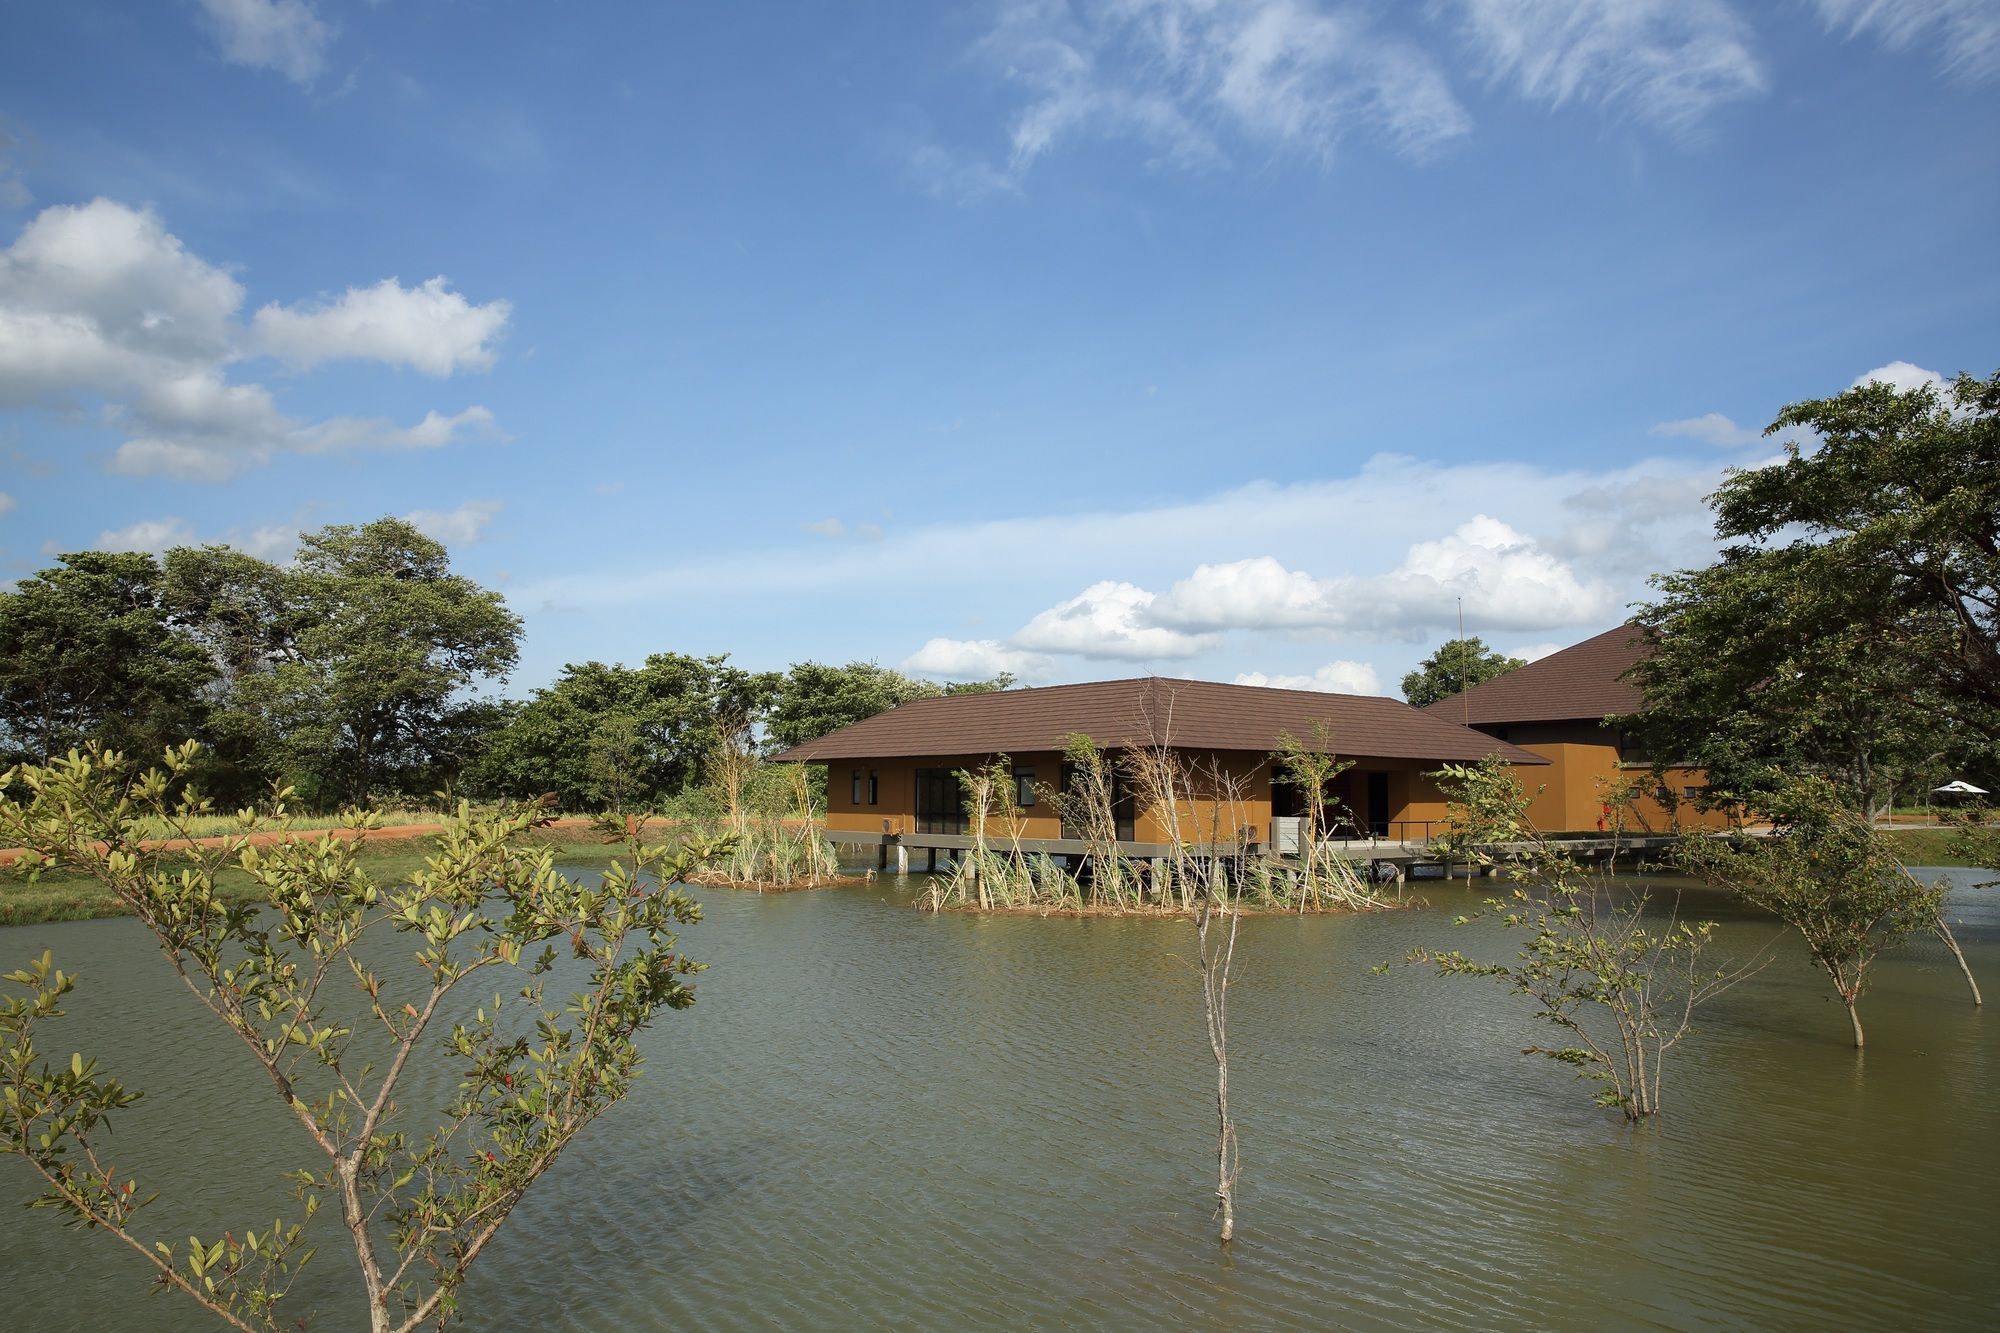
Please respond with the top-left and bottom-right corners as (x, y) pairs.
(850, 770), (861, 805)
(1014, 768), (1036, 808)
(868, 770), (880, 805)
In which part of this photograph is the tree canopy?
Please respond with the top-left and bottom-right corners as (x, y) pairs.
(1630, 368), (2000, 813)
(1400, 637), (1525, 709)
(0, 551), (215, 765)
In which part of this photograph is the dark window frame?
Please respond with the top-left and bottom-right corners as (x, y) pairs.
(1014, 767), (1036, 808)
(868, 770), (880, 805)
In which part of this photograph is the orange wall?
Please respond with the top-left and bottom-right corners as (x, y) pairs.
(822, 749), (1462, 844)
(1490, 722), (1735, 833)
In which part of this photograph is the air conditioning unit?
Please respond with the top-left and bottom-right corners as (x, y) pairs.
(1271, 816), (1303, 854)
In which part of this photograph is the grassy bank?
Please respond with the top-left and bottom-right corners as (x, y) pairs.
(0, 830), (625, 927)
(1880, 827), (1997, 870)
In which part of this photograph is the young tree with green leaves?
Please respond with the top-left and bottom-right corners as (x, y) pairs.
(1396, 757), (1752, 1120)
(1680, 776), (1977, 1047)
(1400, 638), (1526, 710)
(0, 743), (726, 1331)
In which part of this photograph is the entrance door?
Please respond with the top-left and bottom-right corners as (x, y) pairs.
(914, 768), (966, 834)
(1365, 772), (1390, 837)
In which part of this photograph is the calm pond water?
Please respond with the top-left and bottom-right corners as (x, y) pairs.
(2, 868), (1996, 1331)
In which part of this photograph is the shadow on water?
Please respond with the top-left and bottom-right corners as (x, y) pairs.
(1, 866), (1996, 1330)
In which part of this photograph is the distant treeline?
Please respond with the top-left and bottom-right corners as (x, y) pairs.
(0, 516), (1007, 813)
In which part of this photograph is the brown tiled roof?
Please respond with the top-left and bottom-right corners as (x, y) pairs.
(1423, 624), (1651, 726)
(771, 677), (1548, 765)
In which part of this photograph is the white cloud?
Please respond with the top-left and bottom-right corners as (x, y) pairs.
(1234, 660), (1384, 694)
(927, 0), (1471, 195)
(902, 637), (1056, 682)
(1649, 410), (1759, 446)
(254, 277), (510, 376)
(1506, 641), (1567, 663)
(1812, 0), (2000, 82)
(93, 517), (197, 554)
(1852, 359), (1947, 396)
(1151, 515), (1616, 635)
(199, 0), (332, 86)
(405, 498), (503, 547)
(0, 199), (506, 480)
(1449, 0), (1765, 131)
(1014, 580), (1223, 659)
(0, 491), (16, 516)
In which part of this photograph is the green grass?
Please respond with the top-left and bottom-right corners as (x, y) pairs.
(1880, 828), (1996, 870)
(0, 830), (625, 928)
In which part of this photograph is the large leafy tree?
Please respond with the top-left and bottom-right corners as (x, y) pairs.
(250, 519), (522, 805)
(1400, 637), (1525, 709)
(0, 551), (215, 764)
(160, 545), (305, 804)
(1630, 369), (2000, 813)
(764, 661), (943, 751)
(469, 654), (776, 811)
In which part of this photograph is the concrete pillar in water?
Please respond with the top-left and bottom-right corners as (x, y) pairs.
(1149, 858), (1165, 901)
(895, 843), (909, 876)
(927, 847), (938, 873)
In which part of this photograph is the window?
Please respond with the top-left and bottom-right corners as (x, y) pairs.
(868, 770), (880, 805)
(850, 770), (862, 805)
(1014, 767), (1036, 808)
(1683, 784), (1703, 801)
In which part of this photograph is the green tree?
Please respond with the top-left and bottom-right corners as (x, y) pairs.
(160, 544), (304, 804)
(468, 654), (776, 811)
(0, 551), (215, 764)
(1629, 368), (2000, 816)
(1679, 776), (1963, 1048)
(0, 743), (726, 1331)
(250, 519), (521, 805)
(764, 661), (941, 751)
(1400, 638), (1526, 709)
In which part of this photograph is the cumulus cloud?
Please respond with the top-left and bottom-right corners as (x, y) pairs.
(1151, 516), (1616, 635)
(1812, 0), (2000, 82)
(93, 516), (197, 554)
(254, 277), (510, 376)
(0, 199), (507, 480)
(1852, 359), (1948, 396)
(1013, 580), (1224, 659)
(1649, 410), (1759, 446)
(404, 498), (504, 547)
(922, 0), (1470, 197)
(199, 0), (332, 86)
(1506, 641), (1567, 663)
(1448, 0), (1765, 131)
(1234, 660), (1384, 694)
(902, 637), (1056, 682)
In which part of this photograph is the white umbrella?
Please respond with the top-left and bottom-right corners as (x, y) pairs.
(1933, 780), (1989, 795)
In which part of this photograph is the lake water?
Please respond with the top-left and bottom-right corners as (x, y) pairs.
(2, 868), (1996, 1330)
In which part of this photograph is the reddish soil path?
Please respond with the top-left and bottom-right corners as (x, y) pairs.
(0, 816), (604, 868)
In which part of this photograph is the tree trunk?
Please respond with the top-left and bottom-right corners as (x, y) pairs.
(1846, 997), (1866, 1049)
(1937, 915), (1983, 1007)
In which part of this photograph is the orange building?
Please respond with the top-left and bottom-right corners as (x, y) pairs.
(772, 676), (1545, 853)
(1424, 624), (1734, 833)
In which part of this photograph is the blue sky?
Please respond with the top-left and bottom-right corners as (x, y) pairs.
(2, 1), (1996, 697)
